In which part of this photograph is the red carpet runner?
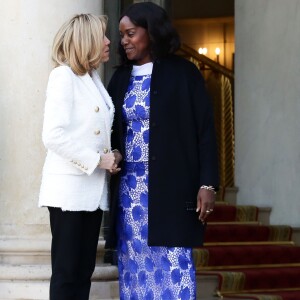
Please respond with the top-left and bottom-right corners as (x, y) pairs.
(194, 203), (300, 300)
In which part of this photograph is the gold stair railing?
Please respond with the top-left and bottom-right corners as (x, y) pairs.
(177, 44), (235, 200)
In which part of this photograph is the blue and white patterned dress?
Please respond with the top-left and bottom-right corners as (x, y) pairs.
(117, 62), (196, 300)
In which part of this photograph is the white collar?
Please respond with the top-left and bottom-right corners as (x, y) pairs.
(132, 62), (153, 76)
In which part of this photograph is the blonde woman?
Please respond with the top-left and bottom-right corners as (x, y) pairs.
(39, 14), (122, 300)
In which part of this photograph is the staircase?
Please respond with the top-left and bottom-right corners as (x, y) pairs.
(0, 237), (119, 300)
(195, 199), (300, 300)
(2, 194), (300, 300)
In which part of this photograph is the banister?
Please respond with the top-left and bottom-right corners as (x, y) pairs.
(178, 43), (234, 80)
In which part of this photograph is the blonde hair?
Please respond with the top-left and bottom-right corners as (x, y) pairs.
(52, 14), (107, 75)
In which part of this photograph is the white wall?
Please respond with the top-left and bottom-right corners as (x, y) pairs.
(235, 0), (300, 226)
(0, 0), (103, 237)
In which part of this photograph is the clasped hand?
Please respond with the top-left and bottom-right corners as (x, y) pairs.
(98, 151), (122, 174)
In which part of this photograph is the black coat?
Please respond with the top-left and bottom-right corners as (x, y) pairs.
(105, 55), (219, 248)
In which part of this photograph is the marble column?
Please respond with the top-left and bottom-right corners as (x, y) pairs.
(0, 0), (105, 238)
(235, 0), (300, 227)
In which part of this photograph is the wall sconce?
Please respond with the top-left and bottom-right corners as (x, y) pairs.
(198, 47), (207, 55)
(215, 47), (221, 63)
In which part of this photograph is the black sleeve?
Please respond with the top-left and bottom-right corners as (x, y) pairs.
(190, 65), (219, 189)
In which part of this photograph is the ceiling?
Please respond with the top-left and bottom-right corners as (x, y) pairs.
(171, 0), (234, 19)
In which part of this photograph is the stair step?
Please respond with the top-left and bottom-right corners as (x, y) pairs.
(234, 267), (300, 291)
(218, 267), (300, 291)
(193, 244), (300, 268)
(199, 269), (300, 299)
(208, 203), (272, 225)
(0, 237), (106, 265)
(204, 241), (294, 247)
(0, 264), (119, 300)
(0, 264), (220, 300)
(204, 224), (292, 243)
(208, 221), (260, 225)
(222, 289), (300, 300)
(207, 205), (259, 222)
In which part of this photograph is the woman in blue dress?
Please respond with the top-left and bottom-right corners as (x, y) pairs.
(106, 2), (219, 299)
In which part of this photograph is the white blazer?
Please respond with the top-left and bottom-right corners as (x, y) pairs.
(39, 66), (114, 211)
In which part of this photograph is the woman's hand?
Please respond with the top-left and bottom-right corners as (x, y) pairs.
(113, 150), (122, 165)
(98, 150), (123, 174)
(110, 150), (122, 175)
(98, 153), (115, 170)
(196, 187), (216, 223)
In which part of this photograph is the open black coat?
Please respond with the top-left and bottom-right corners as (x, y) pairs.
(105, 55), (219, 248)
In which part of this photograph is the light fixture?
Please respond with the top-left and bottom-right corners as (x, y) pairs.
(215, 47), (221, 63)
(198, 47), (207, 55)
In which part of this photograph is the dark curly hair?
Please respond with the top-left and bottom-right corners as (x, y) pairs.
(118, 2), (181, 65)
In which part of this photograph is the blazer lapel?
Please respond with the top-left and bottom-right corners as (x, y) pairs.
(79, 73), (102, 105)
(91, 70), (115, 127)
(79, 71), (115, 148)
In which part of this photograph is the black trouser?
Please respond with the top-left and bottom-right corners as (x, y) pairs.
(48, 207), (103, 300)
